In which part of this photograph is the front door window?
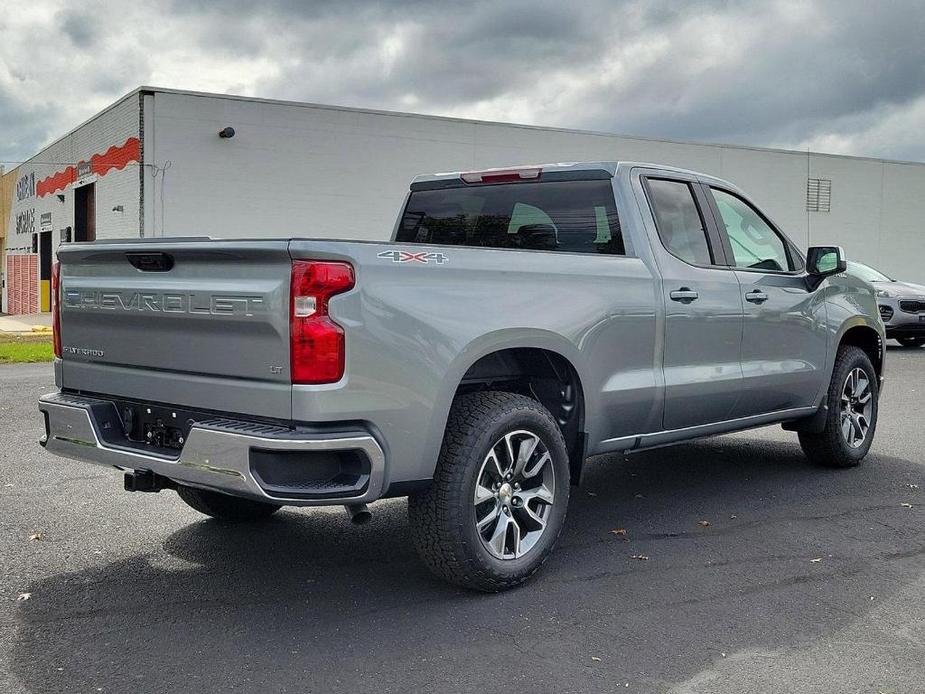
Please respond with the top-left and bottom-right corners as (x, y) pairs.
(711, 188), (790, 272)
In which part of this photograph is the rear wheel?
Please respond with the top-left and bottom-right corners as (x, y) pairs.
(408, 391), (570, 592)
(897, 337), (925, 348)
(799, 345), (879, 468)
(176, 485), (282, 521)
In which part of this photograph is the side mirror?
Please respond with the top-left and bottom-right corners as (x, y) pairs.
(807, 246), (846, 277)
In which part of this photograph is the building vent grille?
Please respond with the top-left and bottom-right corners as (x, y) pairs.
(806, 178), (832, 212)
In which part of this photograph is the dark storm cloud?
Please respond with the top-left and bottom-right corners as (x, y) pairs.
(180, 0), (925, 156)
(0, 88), (47, 164)
(57, 8), (98, 48)
(373, 2), (606, 103)
(589, 1), (925, 146)
(2, 0), (925, 163)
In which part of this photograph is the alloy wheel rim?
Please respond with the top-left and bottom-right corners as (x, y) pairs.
(473, 429), (555, 560)
(840, 367), (873, 448)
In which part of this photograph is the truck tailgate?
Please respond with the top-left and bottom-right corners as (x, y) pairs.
(57, 240), (293, 420)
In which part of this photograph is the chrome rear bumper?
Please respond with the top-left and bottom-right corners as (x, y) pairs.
(38, 392), (386, 506)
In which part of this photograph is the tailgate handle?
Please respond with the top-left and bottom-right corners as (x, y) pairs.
(126, 252), (174, 272)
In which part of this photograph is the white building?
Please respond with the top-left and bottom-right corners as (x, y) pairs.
(3, 86), (924, 313)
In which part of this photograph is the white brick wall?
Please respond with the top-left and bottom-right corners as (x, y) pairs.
(4, 93), (141, 312)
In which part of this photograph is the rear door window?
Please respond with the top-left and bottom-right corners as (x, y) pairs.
(646, 179), (714, 265)
(397, 180), (625, 255)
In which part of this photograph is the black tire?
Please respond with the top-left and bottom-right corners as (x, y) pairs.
(408, 391), (570, 592)
(799, 345), (879, 468)
(897, 337), (925, 348)
(176, 484), (282, 521)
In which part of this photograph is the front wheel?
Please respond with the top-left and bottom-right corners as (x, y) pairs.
(176, 485), (282, 521)
(799, 345), (879, 468)
(897, 337), (925, 348)
(408, 391), (570, 592)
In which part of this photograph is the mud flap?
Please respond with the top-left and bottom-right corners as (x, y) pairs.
(781, 396), (828, 434)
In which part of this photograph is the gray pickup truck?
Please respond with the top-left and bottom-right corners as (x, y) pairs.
(39, 161), (884, 591)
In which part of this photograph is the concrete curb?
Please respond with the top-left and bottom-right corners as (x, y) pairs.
(0, 314), (53, 334)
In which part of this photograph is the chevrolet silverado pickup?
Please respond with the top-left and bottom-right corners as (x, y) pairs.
(39, 161), (885, 591)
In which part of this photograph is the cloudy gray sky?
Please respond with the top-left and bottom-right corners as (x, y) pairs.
(1, 0), (924, 163)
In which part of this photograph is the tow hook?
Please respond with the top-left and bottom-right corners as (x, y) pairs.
(344, 503), (372, 525)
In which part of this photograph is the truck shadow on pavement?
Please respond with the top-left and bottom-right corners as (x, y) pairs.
(11, 436), (925, 694)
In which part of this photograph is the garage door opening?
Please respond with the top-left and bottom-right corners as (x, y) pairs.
(39, 231), (52, 312)
(74, 183), (96, 242)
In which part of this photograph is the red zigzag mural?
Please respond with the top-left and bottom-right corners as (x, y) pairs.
(36, 136), (141, 197)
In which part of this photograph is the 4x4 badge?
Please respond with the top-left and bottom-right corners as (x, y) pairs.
(377, 250), (448, 265)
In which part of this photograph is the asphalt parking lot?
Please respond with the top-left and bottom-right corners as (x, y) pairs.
(1, 349), (923, 694)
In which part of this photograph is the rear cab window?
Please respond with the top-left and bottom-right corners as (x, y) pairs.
(397, 180), (625, 255)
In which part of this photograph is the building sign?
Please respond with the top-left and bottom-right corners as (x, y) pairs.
(13, 171), (36, 249)
(16, 172), (35, 201)
(76, 160), (93, 179)
(40, 212), (53, 231)
(15, 208), (34, 237)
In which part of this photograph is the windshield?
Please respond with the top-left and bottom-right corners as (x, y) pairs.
(846, 261), (892, 283)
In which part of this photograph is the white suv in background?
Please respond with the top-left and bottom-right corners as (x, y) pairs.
(848, 261), (925, 348)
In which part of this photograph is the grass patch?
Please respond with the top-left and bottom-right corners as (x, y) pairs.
(0, 333), (54, 364)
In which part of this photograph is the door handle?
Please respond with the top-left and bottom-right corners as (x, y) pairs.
(669, 288), (699, 303)
(745, 290), (769, 304)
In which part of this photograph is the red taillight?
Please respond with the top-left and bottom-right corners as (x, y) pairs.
(51, 261), (61, 358)
(290, 260), (355, 384)
(460, 167), (542, 184)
